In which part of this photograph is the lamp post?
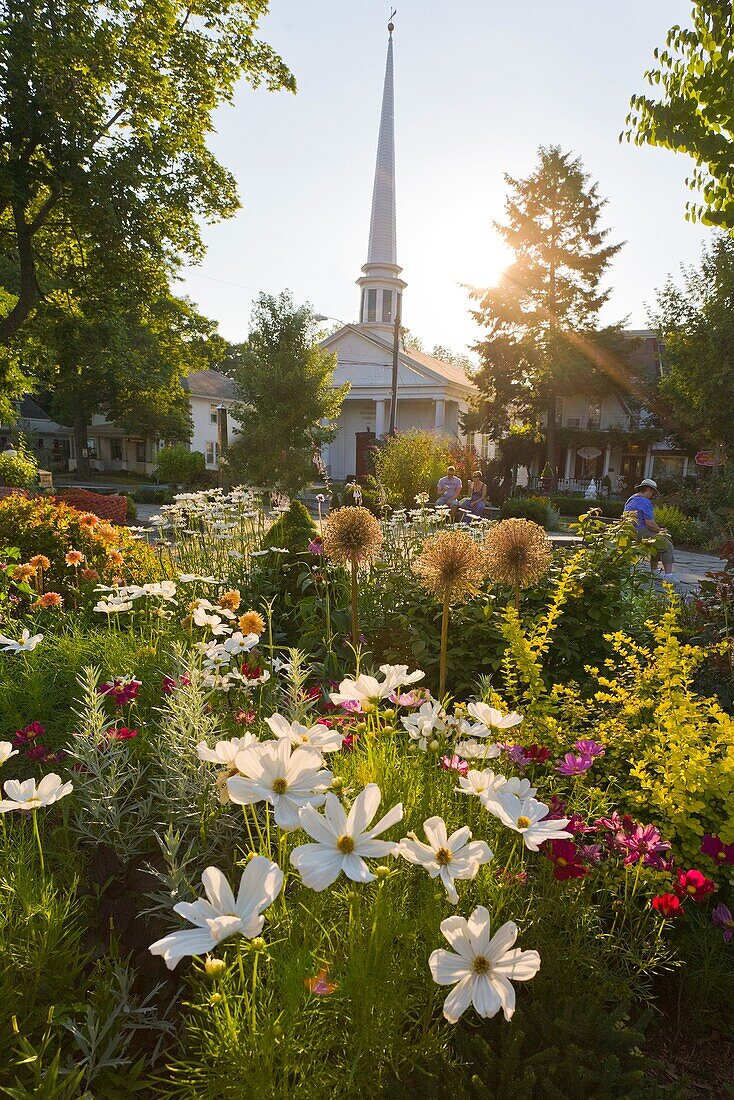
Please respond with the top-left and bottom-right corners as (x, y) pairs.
(217, 404), (230, 493)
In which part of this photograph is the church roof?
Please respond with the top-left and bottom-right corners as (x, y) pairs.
(366, 29), (397, 267)
(322, 324), (476, 393)
(401, 344), (475, 389)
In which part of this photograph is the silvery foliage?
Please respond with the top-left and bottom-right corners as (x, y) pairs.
(66, 667), (156, 866)
(62, 952), (176, 1082)
(276, 647), (315, 723)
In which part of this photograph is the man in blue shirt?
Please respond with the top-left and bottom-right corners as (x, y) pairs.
(624, 478), (678, 584)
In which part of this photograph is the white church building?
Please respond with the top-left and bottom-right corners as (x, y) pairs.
(320, 23), (477, 482)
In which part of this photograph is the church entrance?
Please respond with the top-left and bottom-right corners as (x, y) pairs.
(355, 430), (376, 480)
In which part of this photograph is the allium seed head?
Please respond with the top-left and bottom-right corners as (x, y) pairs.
(413, 529), (487, 602)
(484, 519), (551, 590)
(323, 506), (383, 566)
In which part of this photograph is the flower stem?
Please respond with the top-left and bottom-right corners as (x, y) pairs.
(439, 589), (450, 699)
(350, 553), (359, 646)
(32, 810), (44, 877)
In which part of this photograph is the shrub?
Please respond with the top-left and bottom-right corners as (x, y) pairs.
(654, 503), (705, 547)
(135, 485), (175, 504)
(0, 436), (39, 488)
(500, 496), (555, 528)
(261, 499), (317, 554)
(373, 430), (452, 509)
(155, 445), (206, 487)
(0, 495), (157, 598)
(551, 495), (625, 520)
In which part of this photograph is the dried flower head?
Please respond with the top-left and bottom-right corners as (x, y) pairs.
(238, 610), (265, 635)
(218, 589), (241, 612)
(484, 519), (551, 590)
(323, 506), (383, 566)
(29, 555), (51, 572)
(413, 530), (487, 602)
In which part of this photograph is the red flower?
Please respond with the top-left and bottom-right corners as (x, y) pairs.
(651, 893), (684, 918)
(525, 743), (551, 764)
(12, 721), (46, 748)
(674, 869), (715, 902)
(109, 726), (139, 741)
(545, 839), (589, 881)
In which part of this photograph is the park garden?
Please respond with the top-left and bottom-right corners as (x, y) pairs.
(0, 487), (732, 1098)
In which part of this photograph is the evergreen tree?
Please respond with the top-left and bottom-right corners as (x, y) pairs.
(469, 147), (623, 488)
(649, 235), (734, 474)
(227, 293), (348, 494)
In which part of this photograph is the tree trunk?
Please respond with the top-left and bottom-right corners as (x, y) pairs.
(0, 206), (38, 345)
(712, 439), (722, 480)
(73, 413), (92, 479)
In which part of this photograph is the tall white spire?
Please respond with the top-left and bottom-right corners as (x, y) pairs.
(358, 18), (406, 333)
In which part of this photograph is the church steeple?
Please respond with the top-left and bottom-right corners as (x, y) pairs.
(358, 18), (406, 333)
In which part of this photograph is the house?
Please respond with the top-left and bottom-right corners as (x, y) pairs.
(526, 330), (695, 493)
(181, 370), (240, 472)
(319, 25), (478, 482)
(0, 397), (72, 472)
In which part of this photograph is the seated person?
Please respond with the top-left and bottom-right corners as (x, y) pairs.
(434, 465), (463, 510)
(623, 478), (679, 584)
(458, 470), (487, 521)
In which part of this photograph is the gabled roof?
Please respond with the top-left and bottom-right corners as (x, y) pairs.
(19, 395), (52, 420)
(182, 370), (238, 400)
(322, 324), (476, 392)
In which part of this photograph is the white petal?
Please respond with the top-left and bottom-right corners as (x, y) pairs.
(347, 784), (381, 835)
(149, 928), (217, 970)
(492, 948), (541, 982)
(202, 867), (236, 915)
(441, 973), (475, 1023)
(291, 844), (345, 891)
(472, 973), (503, 1018)
(342, 852), (376, 882)
(439, 915), (474, 960)
(428, 948), (471, 985)
(423, 816), (448, 850)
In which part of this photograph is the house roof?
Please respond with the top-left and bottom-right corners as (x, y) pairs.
(19, 395), (52, 420)
(182, 370), (238, 400)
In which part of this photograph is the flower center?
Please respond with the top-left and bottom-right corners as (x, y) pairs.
(272, 777), (289, 795)
(337, 835), (355, 854)
(472, 956), (491, 975)
(686, 885), (697, 894)
(717, 851), (725, 859)
(517, 816), (531, 829)
(556, 857), (567, 867)
(435, 847), (453, 866)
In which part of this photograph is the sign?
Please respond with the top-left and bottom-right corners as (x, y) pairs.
(695, 450), (726, 467)
(577, 446), (602, 460)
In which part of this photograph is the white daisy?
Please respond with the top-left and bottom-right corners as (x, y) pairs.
(401, 700), (447, 751)
(0, 741), (19, 766)
(0, 628), (44, 653)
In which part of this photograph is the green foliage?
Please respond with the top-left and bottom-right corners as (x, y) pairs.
(373, 430), (452, 508)
(227, 293), (348, 494)
(261, 500), (317, 554)
(0, 0), (294, 343)
(0, 435), (38, 487)
(551, 494), (625, 519)
(625, 2), (734, 228)
(653, 503), (705, 547)
(468, 146), (627, 480)
(155, 446), (207, 488)
(649, 237), (734, 467)
(499, 496), (557, 528)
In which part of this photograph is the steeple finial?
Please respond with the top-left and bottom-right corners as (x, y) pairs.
(388, 8), (396, 33)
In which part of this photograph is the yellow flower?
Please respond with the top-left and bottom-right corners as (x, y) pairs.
(238, 610), (265, 635)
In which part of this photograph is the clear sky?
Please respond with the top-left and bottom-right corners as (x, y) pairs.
(178, 0), (711, 356)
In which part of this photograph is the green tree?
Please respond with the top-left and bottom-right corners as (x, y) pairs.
(469, 146), (623, 488)
(0, 0), (294, 343)
(649, 235), (734, 474)
(625, 2), (734, 229)
(227, 292), (348, 494)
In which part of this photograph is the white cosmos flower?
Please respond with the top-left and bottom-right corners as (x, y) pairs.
(143, 580), (178, 602)
(401, 700), (447, 751)
(290, 784), (403, 890)
(429, 906), (540, 1023)
(192, 607), (232, 635)
(330, 664), (424, 707)
(0, 628), (44, 654)
(179, 574), (217, 583)
(456, 770), (537, 805)
(0, 741), (18, 766)
(0, 773), (73, 812)
(396, 817), (493, 905)
(222, 631), (259, 656)
(454, 739), (502, 761)
(488, 793), (572, 851)
(227, 741), (333, 831)
(196, 734), (259, 766)
(265, 713), (343, 753)
(94, 599), (134, 614)
(148, 858), (283, 970)
(466, 701), (523, 734)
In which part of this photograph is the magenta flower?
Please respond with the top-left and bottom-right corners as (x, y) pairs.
(308, 538), (324, 555)
(712, 903), (734, 943)
(545, 794), (568, 820)
(440, 754), (469, 776)
(26, 745), (64, 764)
(701, 834), (734, 865)
(12, 721), (46, 748)
(577, 843), (604, 866)
(108, 726), (139, 742)
(98, 677), (141, 708)
(573, 739), (605, 758)
(389, 689), (428, 708)
(555, 752), (594, 776)
(162, 675), (177, 695)
(566, 814), (594, 836)
(618, 824), (671, 867)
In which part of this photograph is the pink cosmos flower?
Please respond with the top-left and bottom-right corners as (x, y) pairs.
(389, 688), (429, 708)
(342, 733), (359, 751)
(12, 721), (45, 748)
(618, 824), (671, 868)
(545, 839), (588, 881)
(555, 752), (594, 776)
(577, 843), (604, 866)
(674, 869), (715, 902)
(573, 739), (605, 758)
(701, 834), (734, 865)
(440, 754), (469, 776)
(98, 678), (141, 708)
(712, 903), (734, 943)
(545, 795), (568, 820)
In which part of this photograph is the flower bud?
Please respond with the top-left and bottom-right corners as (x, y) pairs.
(374, 865), (390, 880)
(428, 739), (440, 751)
(209, 992), (223, 1005)
(250, 937), (266, 952)
(205, 956), (227, 978)
(330, 776), (345, 792)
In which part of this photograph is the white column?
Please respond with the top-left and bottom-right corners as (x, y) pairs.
(564, 446), (574, 483)
(434, 399), (445, 432)
(375, 398), (386, 439)
(602, 444), (611, 477)
(644, 446), (654, 479)
(682, 456), (689, 478)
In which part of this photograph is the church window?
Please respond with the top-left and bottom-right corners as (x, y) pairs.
(366, 289), (377, 322)
(382, 290), (393, 323)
